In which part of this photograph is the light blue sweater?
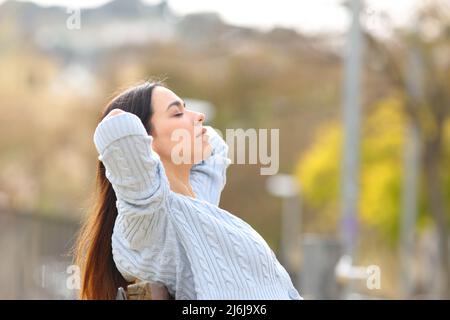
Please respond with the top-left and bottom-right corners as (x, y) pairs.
(93, 111), (302, 300)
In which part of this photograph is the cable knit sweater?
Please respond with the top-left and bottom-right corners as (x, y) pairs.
(93, 111), (302, 300)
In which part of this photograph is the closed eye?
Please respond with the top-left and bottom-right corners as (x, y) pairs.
(174, 113), (184, 117)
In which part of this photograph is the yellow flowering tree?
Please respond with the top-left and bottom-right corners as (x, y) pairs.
(294, 96), (420, 241)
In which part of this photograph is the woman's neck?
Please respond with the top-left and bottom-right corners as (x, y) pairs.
(161, 160), (196, 198)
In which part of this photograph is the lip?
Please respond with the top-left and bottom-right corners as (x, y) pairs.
(196, 127), (207, 138)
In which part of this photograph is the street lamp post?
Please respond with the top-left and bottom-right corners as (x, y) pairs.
(266, 174), (301, 279)
(340, 0), (364, 263)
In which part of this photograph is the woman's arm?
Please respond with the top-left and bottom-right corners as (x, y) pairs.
(93, 109), (171, 249)
(190, 126), (232, 206)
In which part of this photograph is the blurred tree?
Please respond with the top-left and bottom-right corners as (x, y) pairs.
(295, 96), (406, 240)
(296, 0), (450, 298)
(363, 0), (450, 298)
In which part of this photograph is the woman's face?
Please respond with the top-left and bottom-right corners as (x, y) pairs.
(149, 86), (211, 165)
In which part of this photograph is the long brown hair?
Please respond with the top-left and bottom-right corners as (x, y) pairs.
(73, 81), (161, 299)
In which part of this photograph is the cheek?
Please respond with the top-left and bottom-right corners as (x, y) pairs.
(151, 124), (173, 156)
(155, 124), (189, 155)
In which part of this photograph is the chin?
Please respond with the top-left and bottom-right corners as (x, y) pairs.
(192, 144), (212, 164)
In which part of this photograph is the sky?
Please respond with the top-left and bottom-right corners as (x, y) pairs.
(2, 0), (422, 35)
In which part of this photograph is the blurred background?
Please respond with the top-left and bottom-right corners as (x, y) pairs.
(0, 0), (449, 299)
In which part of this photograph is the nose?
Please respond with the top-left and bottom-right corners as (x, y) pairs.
(195, 111), (205, 124)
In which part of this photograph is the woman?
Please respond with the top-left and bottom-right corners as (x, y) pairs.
(74, 81), (302, 300)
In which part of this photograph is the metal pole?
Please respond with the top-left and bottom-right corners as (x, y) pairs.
(400, 32), (423, 298)
(281, 194), (301, 277)
(265, 174), (301, 282)
(341, 0), (364, 259)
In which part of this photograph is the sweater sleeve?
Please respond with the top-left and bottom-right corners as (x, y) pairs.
(189, 126), (232, 206)
(93, 111), (171, 250)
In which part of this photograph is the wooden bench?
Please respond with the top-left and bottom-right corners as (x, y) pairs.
(116, 281), (174, 300)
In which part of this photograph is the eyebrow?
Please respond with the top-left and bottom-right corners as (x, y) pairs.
(166, 100), (185, 111)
